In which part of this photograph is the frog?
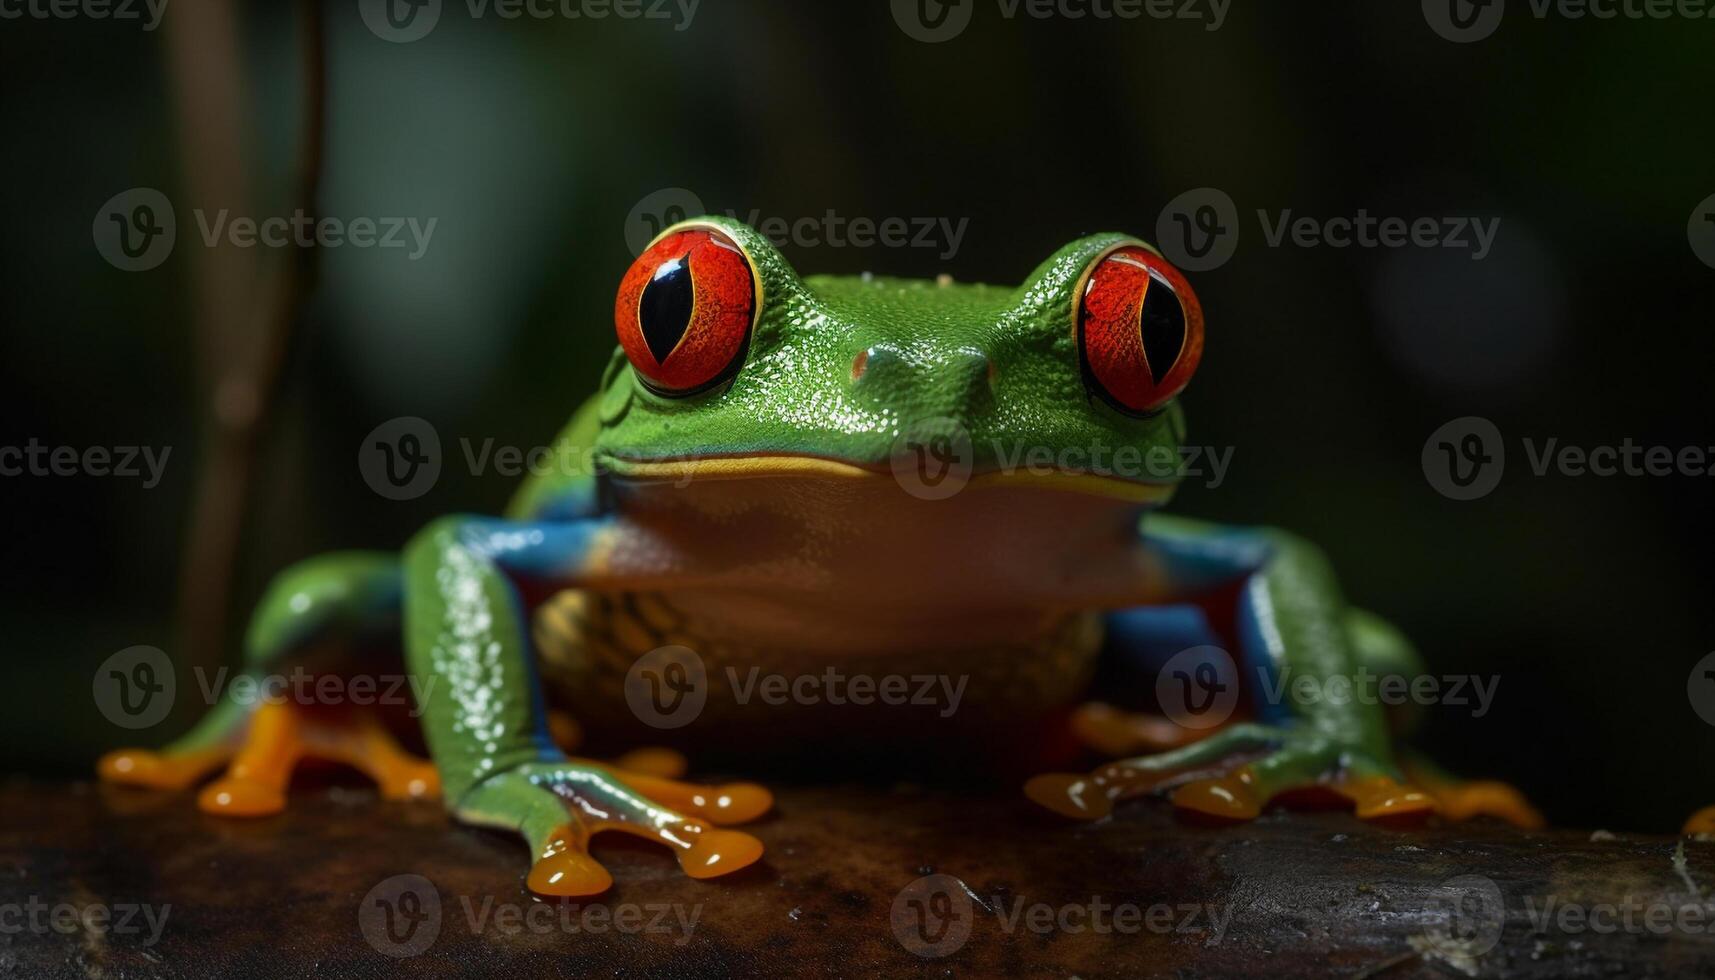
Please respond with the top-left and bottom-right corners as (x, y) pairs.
(98, 215), (1541, 896)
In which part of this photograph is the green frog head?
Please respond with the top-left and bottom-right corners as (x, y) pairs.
(593, 215), (1204, 505)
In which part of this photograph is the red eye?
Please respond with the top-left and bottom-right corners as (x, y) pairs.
(1075, 245), (1204, 415)
(615, 227), (758, 395)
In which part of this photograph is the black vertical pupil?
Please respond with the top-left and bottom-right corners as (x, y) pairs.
(639, 254), (695, 364)
(1138, 273), (1186, 385)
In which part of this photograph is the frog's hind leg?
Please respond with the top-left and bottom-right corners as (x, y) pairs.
(1028, 723), (1437, 823)
(196, 703), (439, 816)
(98, 551), (413, 810)
(1034, 605), (1441, 823)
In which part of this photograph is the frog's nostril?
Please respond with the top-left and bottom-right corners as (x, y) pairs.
(851, 349), (870, 381)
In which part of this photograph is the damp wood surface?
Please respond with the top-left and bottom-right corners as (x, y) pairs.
(4, 777), (1715, 979)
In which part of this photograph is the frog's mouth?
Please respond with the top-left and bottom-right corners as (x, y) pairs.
(600, 453), (1177, 504)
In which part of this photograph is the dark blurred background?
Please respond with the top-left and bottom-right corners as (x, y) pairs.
(1, 1), (1710, 830)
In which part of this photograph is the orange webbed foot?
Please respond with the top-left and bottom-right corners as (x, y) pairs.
(100, 701), (441, 817)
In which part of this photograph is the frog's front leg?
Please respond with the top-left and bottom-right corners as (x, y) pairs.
(1029, 515), (1439, 824)
(402, 514), (769, 897)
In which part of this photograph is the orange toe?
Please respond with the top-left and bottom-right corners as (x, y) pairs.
(1025, 772), (1114, 820)
(608, 772), (773, 826)
(677, 827), (764, 880)
(377, 764), (441, 802)
(99, 747), (227, 790)
(529, 827), (615, 897)
(198, 777), (287, 817)
(1333, 776), (1438, 821)
(694, 782), (772, 825)
(1431, 780), (1543, 829)
(1170, 769), (1262, 821)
